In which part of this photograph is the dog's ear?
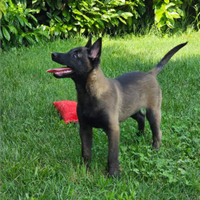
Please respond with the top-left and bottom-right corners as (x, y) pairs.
(89, 38), (102, 60)
(85, 34), (92, 48)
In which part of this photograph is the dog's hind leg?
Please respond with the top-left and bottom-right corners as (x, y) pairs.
(131, 110), (145, 135)
(79, 125), (93, 166)
(146, 108), (162, 150)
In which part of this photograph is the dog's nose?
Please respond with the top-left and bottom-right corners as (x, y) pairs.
(51, 52), (57, 58)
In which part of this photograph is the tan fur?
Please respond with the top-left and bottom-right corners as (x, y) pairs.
(86, 67), (109, 98)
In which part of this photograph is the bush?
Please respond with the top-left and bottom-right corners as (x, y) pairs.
(0, 0), (50, 49)
(29, 0), (148, 37)
(0, 0), (199, 49)
(154, 0), (200, 32)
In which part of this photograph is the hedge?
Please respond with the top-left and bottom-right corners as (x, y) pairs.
(0, 0), (199, 49)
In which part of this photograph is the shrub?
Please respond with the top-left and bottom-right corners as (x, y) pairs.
(0, 0), (50, 49)
(29, 0), (147, 37)
(154, 0), (200, 32)
(154, 0), (184, 30)
(1, 0), (199, 49)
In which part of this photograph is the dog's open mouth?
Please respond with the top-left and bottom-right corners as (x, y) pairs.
(46, 67), (73, 76)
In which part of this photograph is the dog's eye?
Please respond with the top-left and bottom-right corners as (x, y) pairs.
(73, 54), (77, 58)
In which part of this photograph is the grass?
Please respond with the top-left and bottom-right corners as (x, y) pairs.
(1, 31), (200, 199)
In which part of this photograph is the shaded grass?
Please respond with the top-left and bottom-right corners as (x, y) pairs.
(1, 32), (200, 199)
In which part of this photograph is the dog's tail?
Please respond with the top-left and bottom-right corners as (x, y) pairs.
(149, 42), (187, 77)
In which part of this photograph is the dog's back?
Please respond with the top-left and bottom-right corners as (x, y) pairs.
(115, 42), (188, 122)
(115, 71), (160, 122)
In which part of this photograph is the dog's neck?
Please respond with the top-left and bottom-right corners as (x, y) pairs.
(87, 66), (108, 96)
(75, 66), (109, 99)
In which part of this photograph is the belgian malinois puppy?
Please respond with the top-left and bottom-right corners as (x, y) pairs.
(47, 36), (187, 177)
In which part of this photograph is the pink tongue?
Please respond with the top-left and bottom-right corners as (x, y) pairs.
(46, 67), (71, 73)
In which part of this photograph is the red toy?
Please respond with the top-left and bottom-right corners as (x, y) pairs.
(53, 100), (78, 124)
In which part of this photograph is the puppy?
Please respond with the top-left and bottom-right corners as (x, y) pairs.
(47, 36), (187, 177)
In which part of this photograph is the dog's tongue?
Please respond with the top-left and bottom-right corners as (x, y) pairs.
(46, 67), (73, 75)
(47, 67), (71, 73)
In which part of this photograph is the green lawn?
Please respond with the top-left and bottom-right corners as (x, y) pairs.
(1, 32), (200, 200)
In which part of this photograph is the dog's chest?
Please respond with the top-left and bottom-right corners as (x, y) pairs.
(78, 102), (109, 129)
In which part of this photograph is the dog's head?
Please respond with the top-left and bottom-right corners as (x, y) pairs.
(47, 36), (102, 81)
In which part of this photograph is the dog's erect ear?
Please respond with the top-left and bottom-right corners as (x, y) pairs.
(89, 38), (102, 60)
(85, 34), (92, 48)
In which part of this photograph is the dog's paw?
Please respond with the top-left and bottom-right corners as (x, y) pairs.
(108, 168), (119, 178)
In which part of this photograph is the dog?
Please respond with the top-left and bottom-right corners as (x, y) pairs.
(47, 36), (187, 177)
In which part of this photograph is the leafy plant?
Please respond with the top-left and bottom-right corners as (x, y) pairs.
(192, 1), (200, 30)
(29, 0), (147, 38)
(1, 0), (199, 49)
(0, 0), (49, 49)
(153, 0), (184, 31)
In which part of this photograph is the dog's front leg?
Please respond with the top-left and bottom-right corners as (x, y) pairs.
(79, 125), (93, 167)
(105, 124), (120, 177)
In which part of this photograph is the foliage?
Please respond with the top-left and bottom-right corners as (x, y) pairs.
(0, 0), (50, 49)
(193, 2), (200, 30)
(154, 0), (200, 32)
(29, 0), (146, 37)
(0, 0), (200, 49)
(154, 0), (184, 30)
